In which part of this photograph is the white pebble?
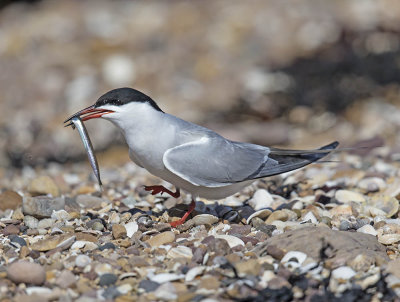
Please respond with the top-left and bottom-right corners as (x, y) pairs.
(214, 235), (245, 248)
(357, 224), (377, 236)
(249, 189), (274, 210)
(303, 211), (317, 224)
(332, 266), (356, 280)
(185, 266), (205, 282)
(124, 221), (138, 238)
(149, 273), (184, 283)
(102, 54), (136, 86)
(335, 190), (366, 203)
(51, 210), (70, 221)
(75, 255), (91, 267)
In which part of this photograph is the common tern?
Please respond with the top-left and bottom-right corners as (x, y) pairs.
(65, 87), (339, 227)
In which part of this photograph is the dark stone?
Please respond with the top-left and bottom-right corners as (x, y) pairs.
(228, 224), (251, 236)
(99, 273), (118, 287)
(238, 206), (255, 220)
(98, 242), (116, 251)
(266, 244), (285, 260)
(102, 286), (121, 299)
(192, 246), (206, 264)
(138, 280), (160, 292)
(256, 224), (276, 236)
(3, 224), (20, 236)
(126, 246), (140, 255)
(239, 236), (259, 246)
(9, 235), (27, 247)
(86, 218), (106, 229)
(29, 250), (40, 259)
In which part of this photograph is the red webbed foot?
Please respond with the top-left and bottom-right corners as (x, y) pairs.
(144, 185), (180, 198)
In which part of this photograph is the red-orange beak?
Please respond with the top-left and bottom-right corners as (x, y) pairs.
(64, 105), (114, 127)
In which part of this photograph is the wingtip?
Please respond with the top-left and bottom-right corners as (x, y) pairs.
(320, 141), (340, 151)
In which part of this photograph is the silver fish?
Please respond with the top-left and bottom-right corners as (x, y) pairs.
(70, 117), (103, 188)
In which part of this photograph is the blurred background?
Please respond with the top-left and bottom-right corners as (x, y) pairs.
(0, 0), (400, 169)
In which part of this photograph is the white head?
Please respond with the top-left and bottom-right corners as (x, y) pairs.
(64, 87), (164, 130)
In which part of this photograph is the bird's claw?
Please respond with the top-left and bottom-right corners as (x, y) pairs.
(143, 185), (181, 198)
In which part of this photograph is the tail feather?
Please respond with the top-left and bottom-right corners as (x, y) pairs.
(251, 141), (339, 179)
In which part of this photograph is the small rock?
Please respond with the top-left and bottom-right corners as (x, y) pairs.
(249, 189), (274, 211)
(266, 245), (285, 260)
(185, 266), (205, 282)
(99, 242), (116, 251)
(112, 224), (127, 239)
(154, 282), (177, 301)
(385, 259), (400, 279)
(0, 191), (22, 211)
(91, 221), (104, 231)
(150, 273), (183, 283)
(247, 209), (272, 224)
(75, 254), (91, 267)
(236, 259), (261, 276)
(76, 194), (109, 209)
(24, 215), (39, 229)
(99, 273), (118, 287)
(378, 234), (400, 245)
(256, 224), (276, 236)
(9, 235), (27, 247)
(357, 224), (377, 236)
(7, 261), (46, 285)
(228, 224), (251, 236)
(329, 205), (353, 216)
(19, 245), (30, 258)
(265, 210), (289, 224)
(339, 220), (351, 231)
(192, 214), (218, 226)
(349, 254), (375, 272)
(199, 275), (220, 290)
(3, 224), (20, 235)
(56, 270), (76, 288)
(214, 234), (245, 248)
(37, 218), (55, 229)
(367, 195), (399, 217)
(303, 211), (318, 224)
(28, 176), (60, 197)
(335, 190), (365, 204)
(11, 208), (24, 220)
(167, 246), (193, 259)
(109, 212), (121, 224)
(358, 177), (386, 193)
(124, 221), (138, 238)
(139, 280), (160, 292)
(146, 231), (175, 247)
(102, 54), (136, 87)
(51, 210), (70, 221)
(331, 266), (356, 281)
(23, 196), (65, 218)
(30, 234), (74, 251)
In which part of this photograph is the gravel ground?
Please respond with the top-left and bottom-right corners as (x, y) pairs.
(1, 148), (400, 301)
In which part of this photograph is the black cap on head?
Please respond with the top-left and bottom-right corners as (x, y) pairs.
(95, 87), (164, 112)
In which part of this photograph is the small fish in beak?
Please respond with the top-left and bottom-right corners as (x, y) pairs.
(70, 117), (103, 189)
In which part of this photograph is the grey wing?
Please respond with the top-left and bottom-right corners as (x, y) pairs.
(163, 136), (277, 187)
(163, 137), (338, 188)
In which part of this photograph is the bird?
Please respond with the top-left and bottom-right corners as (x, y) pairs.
(65, 87), (339, 227)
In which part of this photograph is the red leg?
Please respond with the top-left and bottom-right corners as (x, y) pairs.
(170, 200), (196, 228)
(144, 185), (180, 198)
